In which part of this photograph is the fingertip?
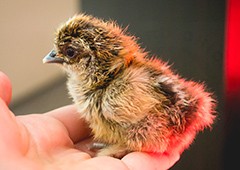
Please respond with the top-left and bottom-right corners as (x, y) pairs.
(77, 156), (129, 170)
(122, 152), (180, 170)
(0, 71), (12, 105)
(122, 152), (154, 170)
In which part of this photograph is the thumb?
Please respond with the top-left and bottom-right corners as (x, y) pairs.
(0, 72), (28, 156)
(0, 71), (12, 105)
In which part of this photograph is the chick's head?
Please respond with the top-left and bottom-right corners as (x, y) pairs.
(44, 14), (138, 79)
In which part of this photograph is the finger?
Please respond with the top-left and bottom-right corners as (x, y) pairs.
(76, 156), (129, 170)
(0, 71), (12, 105)
(46, 105), (91, 143)
(0, 98), (28, 155)
(122, 152), (180, 170)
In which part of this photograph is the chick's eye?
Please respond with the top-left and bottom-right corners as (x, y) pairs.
(66, 47), (76, 58)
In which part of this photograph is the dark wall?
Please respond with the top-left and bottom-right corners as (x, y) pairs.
(82, 1), (225, 169)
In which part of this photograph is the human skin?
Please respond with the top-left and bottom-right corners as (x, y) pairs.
(0, 71), (179, 170)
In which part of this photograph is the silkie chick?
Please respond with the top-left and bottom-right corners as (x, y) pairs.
(43, 14), (215, 158)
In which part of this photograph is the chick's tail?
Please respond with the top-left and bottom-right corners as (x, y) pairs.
(168, 80), (216, 154)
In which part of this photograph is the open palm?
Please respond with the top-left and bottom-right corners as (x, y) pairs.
(0, 71), (179, 170)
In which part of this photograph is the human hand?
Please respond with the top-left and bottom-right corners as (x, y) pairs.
(0, 71), (180, 170)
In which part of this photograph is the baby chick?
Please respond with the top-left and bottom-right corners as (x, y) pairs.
(43, 14), (215, 158)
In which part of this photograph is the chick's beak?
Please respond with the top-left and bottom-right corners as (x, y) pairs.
(43, 50), (64, 64)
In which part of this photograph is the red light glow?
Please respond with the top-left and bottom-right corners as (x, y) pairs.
(225, 0), (240, 98)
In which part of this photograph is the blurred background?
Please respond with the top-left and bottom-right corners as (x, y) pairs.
(1, 0), (239, 169)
